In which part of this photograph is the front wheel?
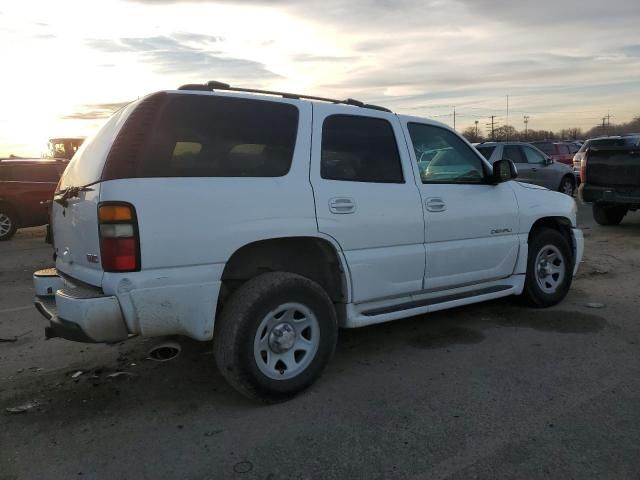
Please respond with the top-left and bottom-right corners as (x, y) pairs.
(593, 204), (627, 226)
(214, 272), (338, 402)
(520, 228), (573, 307)
(0, 208), (17, 241)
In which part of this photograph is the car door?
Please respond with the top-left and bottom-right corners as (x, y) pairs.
(8, 164), (58, 226)
(401, 121), (520, 291)
(310, 105), (425, 303)
(522, 145), (556, 189)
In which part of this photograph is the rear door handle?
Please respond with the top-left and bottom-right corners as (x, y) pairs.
(425, 197), (446, 212)
(329, 197), (356, 214)
(531, 167), (538, 172)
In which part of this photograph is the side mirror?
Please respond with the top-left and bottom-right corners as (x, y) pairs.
(492, 159), (518, 183)
(545, 157), (553, 165)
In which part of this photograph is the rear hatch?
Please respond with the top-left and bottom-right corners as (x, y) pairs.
(586, 137), (640, 188)
(52, 102), (137, 286)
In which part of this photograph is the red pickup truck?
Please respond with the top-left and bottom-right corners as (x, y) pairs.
(0, 159), (67, 240)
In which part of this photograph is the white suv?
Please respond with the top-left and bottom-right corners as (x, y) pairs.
(34, 81), (584, 400)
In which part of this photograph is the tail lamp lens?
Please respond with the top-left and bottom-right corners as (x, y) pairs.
(580, 153), (588, 183)
(98, 203), (139, 272)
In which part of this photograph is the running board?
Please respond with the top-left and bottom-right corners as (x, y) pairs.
(361, 285), (512, 317)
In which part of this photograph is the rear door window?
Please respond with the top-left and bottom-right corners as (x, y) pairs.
(558, 144), (570, 154)
(138, 95), (299, 178)
(321, 115), (404, 183)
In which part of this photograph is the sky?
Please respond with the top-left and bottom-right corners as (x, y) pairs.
(1, 0), (639, 156)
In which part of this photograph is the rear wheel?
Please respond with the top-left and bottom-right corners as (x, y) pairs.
(214, 272), (338, 402)
(593, 204), (627, 226)
(558, 176), (575, 196)
(521, 228), (573, 307)
(0, 208), (17, 241)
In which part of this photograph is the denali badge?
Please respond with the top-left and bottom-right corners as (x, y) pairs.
(86, 254), (99, 263)
(491, 228), (512, 235)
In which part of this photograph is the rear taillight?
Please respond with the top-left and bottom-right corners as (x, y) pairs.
(580, 151), (588, 183)
(98, 203), (140, 272)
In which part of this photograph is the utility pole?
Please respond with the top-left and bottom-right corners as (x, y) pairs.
(453, 106), (456, 130)
(523, 115), (529, 140)
(485, 116), (497, 141)
(602, 117), (607, 135)
(474, 120), (479, 139)
(506, 95), (509, 140)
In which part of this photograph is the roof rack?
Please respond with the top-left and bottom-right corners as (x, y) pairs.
(177, 80), (392, 113)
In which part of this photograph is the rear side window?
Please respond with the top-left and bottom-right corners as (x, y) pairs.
(136, 95), (299, 178)
(558, 144), (570, 154)
(475, 146), (495, 160)
(321, 115), (404, 183)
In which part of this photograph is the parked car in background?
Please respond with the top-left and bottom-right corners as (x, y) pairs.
(475, 142), (577, 195)
(530, 141), (574, 166)
(579, 135), (640, 225)
(0, 159), (66, 240)
(32, 81), (583, 401)
(47, 137), (85, 160)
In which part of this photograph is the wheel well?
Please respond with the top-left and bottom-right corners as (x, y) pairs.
(0, 200), (19, 224)
(529, 216), (574, 260)
(220, 237), (347, 306)
(561, 174), (576, 187)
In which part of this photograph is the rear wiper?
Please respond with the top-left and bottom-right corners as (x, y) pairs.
(53, 185), (95, 207)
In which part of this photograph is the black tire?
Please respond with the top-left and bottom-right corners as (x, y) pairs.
(0, 207), (18, 241)
(592, 204), (627, 226)
(520, 228), (573, 308)
(558, 176), (575, 196)
(214, 272), (338, 402)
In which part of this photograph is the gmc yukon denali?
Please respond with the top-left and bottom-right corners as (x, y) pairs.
(33, 81), (584, 400)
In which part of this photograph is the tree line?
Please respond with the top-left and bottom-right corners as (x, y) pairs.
(461, 115), (640, 143)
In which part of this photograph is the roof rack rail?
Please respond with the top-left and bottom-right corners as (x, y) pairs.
(177, 80), (392, 113)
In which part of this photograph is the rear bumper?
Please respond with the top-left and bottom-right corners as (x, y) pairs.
(579, 184), (640, 205)
(33, 268), (128, 343)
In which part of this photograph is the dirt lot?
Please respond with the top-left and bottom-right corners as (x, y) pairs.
(1, 204), (639, 480)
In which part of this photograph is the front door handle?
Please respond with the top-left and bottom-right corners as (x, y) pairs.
(425, 197), (446, 212)
(329, 197), (356, 214)
(531, 167), (538, 172)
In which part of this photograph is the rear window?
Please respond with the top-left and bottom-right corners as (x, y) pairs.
(589, 137), (639, 148)
(532, 142), (554, 155)
(475, 146), (495, 160)
(135, 95), (299, 178)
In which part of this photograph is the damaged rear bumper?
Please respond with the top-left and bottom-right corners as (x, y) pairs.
(33, 268), (129, 343)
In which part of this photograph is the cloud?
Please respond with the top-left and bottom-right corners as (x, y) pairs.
(85, 35), (280, 80)
(60, 102), (131, 120)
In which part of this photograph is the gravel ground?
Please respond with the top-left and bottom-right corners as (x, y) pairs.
(1, 204), (639, 480)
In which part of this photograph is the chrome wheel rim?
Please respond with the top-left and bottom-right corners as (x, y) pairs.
(0, 213), (11, 237)
(534, 244), (565, 294)
(254, 302), (320, 380)
(562, 180), (574, 195)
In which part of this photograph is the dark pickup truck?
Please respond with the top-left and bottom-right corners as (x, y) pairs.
(579, 135), (640, 225)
